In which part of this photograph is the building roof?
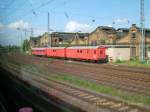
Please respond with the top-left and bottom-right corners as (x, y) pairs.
(51, 32), (89, 40)
(91, 26), (116, 34)
(117, 28), (129, 38)
(97, 26), (115, 30)
(30, 36), (42, 40)
(117, 28), (129, 32)
(78, 33), (89, 38)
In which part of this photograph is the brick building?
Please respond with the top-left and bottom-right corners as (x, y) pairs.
(70, 33), (89, 46)
(29, 24), (150, 59)
(29, 36), (41, 47)
(89, 26), (116, 45)
(116, 24), (150, 58)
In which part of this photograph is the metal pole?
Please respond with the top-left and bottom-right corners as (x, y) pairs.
(20, 29), (22, 52)
(48, 12), (51, 47)
(48, 12), (50, 33)
(31, 28), (33, 37)
(140, 0), (145, 62)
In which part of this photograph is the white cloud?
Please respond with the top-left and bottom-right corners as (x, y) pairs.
(65, 20), (91, 32)
(8, 20), (30, 29)
(34, 29), (47, 36)
(107, 25), (113, 27)
(114, 18), (129, 24)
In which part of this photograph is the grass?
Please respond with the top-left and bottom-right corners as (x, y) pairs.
(43, 73), (150, 107)
(8, 60), (150, 107)
(1, 55), (150, 107)
(114, 59), (150, 68)
(48, 58), (54, 63)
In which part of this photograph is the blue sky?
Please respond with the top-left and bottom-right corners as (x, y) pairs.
(0, 0), (150, 45)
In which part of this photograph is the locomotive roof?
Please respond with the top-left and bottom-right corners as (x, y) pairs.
(32, 45), (131, 50)
(67, 46), (105, 49)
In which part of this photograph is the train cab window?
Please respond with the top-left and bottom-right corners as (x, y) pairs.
(94, 50), (96, 54)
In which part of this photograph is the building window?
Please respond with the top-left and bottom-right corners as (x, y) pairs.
(132, 33), (136, 38)
(91, 40), (97, 46)
(55, 39), (57, 42)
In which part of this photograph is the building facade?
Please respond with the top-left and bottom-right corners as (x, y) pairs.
(29, 24), (150, 59)
(116, 24), (150, 58)
(70, 33), (89, 46)
(29, 36), (41, 47)
(89, 26), (116, 46)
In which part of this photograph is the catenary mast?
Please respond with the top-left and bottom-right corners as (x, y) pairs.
(140, 0), (145, 62)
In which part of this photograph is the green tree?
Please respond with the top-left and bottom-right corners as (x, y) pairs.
(22, 39), (30, 53)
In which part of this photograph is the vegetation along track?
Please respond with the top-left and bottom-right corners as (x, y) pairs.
(3, 62), (150, 112)
(3, 53), (150, 96)
(32, 59), (150, 96)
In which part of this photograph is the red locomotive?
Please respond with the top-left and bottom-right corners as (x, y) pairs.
(31, 46), (107, 62)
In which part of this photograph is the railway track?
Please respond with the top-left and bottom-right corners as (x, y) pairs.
(62, 60), (150, 81)
(4, 54), (150, 96)
(42, 61), (150, 96)
(2, 63), (150, 112)
(23, 54), (150, 82)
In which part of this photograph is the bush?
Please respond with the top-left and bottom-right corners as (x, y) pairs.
(130, 57), (139, 61)
(115, 59), (123, 63)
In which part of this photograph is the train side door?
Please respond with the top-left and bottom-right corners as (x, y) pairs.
(99, 48), (106, 59)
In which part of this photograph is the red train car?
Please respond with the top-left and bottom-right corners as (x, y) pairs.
(31, 46), (107, 62)
(66, 46), (107, 62)
(46, 47), (66, 58)
(31, 48), (47, 56)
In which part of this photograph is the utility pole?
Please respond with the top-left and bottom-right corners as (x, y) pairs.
(140, 0), (145, 62)
(31, 28), (34, 37)
(48, 12), (50, 33)
(48, 12), (51, 47)
(24, 29), (27, 38)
